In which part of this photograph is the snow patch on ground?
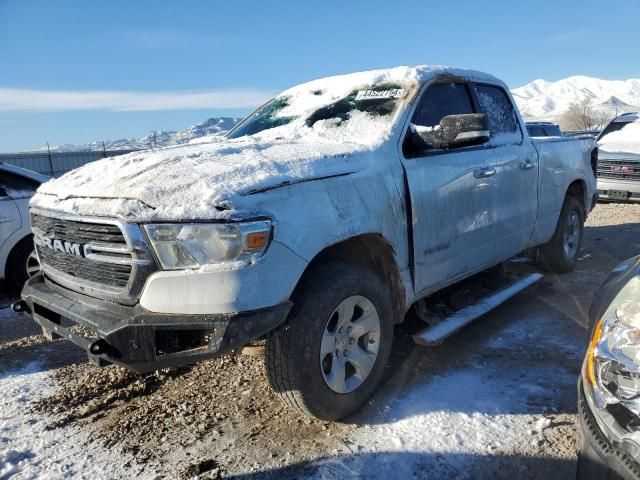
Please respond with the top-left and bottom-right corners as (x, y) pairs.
(309, 370), (559, 478)
(0, 362), (148, 479)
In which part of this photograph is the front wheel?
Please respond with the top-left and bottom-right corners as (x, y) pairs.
(539, 195), (584, 273)
(8, 236), (40, 290)
(265, 262), (394, 420)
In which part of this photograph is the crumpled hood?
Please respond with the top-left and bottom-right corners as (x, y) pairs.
(31, 132), (376, 221)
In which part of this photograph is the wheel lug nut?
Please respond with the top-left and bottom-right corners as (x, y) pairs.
(349, 338), (355, 345)
(346, 326), (353, 334)
(335, 349), (341, 357)
(369, 338), (375, 344)
(343, 349), (349, 357)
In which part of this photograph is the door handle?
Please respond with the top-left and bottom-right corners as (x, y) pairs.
(520, 160), (537, 170)
(474, 167), (496, 178)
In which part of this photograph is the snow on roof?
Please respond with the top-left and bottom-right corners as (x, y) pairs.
(599, 119), (640, 155)
(31, 65), (500, 221)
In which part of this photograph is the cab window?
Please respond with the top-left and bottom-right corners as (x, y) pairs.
(403, 82), (476, 157)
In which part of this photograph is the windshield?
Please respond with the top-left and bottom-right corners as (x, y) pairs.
(227, 83), (406, 141)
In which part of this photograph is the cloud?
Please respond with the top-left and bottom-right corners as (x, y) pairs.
(546, 30), (590, 43)
(0, 87), (277, 112)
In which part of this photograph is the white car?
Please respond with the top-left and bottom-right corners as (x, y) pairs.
(0, 163), (48, 289)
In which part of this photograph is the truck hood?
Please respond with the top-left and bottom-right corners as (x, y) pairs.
(31, 132), (377, 221)
(598, 120), (640, 156)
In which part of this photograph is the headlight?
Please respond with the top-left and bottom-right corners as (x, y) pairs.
(585, 275), (640, 414)
(144, 221), (271, 270)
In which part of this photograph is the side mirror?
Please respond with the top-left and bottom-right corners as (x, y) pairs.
(412, 113), (490, 149)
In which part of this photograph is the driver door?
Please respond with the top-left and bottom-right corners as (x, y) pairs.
(401, 81), (498, 294)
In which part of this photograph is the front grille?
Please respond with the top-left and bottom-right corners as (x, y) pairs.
(31, 214), (126, 244)
(37, 247), (131, 287)
(32, 213), (132, 289)
(597, 159), (640, 181)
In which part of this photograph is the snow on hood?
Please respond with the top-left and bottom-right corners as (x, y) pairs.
(599, 119), (640, 155)
(32, 132), (377, 221)
(32, 65), (499, 221)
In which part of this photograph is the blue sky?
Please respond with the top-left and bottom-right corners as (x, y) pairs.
(1, 0), (639, 152)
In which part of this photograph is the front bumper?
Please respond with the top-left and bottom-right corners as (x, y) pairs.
(21, 274), (291, 373)
(597, 178), (640, 203)
(577, 379), (640, 479)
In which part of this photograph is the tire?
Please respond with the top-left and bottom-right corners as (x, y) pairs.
(7, 236), (40, 291)
(265, 261), (394, 421)
(539, 195), (584, 273)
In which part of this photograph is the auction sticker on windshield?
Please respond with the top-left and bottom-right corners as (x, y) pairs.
(355, 88), (404, 100)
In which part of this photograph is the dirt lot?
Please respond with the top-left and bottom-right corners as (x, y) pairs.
(1, 203), (640, 479)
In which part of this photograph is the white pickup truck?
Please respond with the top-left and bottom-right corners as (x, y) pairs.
(18, 65), (597, 420)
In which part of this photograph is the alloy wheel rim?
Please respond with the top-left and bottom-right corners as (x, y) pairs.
(26, 250), (40, 277)
(564, 212), (580, 259)
(320, 295), (381, 394)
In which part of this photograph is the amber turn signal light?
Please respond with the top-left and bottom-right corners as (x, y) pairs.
(246, 231), (269, 250)
(586, 319), (603, 386)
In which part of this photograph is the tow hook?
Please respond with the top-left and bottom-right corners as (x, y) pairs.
(89, 339), (110, 356)
(11, 300), (30, 314)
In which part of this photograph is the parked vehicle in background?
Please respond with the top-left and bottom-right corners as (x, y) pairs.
(18, 65), (597, 420)
(565, 130), (601, 139)
(0, 163), (48, 289)
(526, 121), (563, 137)
(578, 255), (640, 480)
(596, 112), (640, 203)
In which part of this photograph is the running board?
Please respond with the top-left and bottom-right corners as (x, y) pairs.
(413, 273), (543, 346)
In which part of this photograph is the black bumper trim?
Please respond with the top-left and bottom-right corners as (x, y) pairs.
(21, 273), (291, 373)
(578, 379), (640, 479)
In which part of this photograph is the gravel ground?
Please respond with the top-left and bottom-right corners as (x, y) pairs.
(1, 202), (639, 479)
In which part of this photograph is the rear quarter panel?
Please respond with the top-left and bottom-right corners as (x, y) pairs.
(530, 136), (597, 246)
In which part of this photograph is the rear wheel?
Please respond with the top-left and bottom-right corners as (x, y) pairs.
(8, 236), (40, 290)
(539, 195), (584, 273)
(265, 261), (394, 420)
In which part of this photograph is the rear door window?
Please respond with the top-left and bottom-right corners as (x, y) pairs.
(473, 84), (522, 145)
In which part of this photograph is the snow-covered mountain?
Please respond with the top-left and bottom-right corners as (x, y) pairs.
(38, 117), (240, 152)
(512, 76), (640, 121)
